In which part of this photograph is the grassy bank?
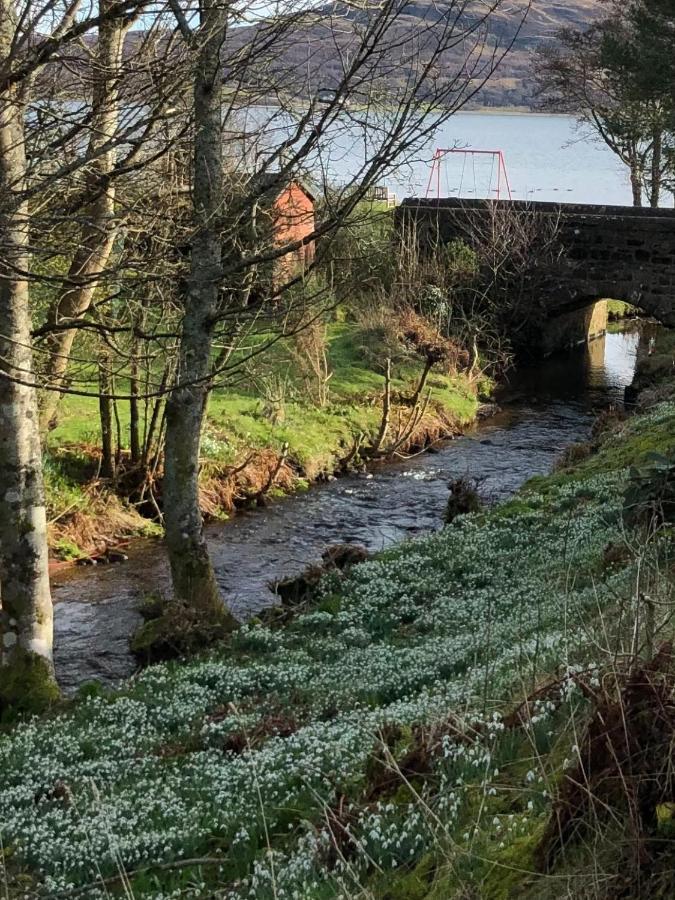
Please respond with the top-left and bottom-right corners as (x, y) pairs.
(45, 323), (481, 561)
(607, 300), (638, 320)
(2, 333), (674, 897)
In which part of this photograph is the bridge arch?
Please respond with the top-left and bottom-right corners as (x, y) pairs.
(397, 199), (675, 332)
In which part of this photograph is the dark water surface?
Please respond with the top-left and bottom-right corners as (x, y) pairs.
(52, 325), (649, 692)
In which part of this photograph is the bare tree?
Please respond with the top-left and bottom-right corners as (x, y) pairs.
(161, 0), (530, 610)
(396, 199), (565, 369)
(38, 0), (134, 430)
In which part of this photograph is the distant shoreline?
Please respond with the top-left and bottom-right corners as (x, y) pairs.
(463, 107), (570, 117)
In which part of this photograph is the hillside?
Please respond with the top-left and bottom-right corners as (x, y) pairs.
(474, 0), (602, 107)
(225, 0), (602, 110)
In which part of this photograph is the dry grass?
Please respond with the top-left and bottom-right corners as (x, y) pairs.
(199, 448), (296, 517)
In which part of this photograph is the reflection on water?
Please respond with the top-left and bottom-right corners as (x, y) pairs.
(499, 326), (642, 406)
(52, 326), (650, 692)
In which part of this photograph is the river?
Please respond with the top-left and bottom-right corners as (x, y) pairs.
(51, 323), (653, 693)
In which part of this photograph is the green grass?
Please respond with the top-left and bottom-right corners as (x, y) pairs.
(522, 401), (675, 498)
(51, 325), (477, 453)
(43, 322), (479, 555)
(47, 323), (479, 507)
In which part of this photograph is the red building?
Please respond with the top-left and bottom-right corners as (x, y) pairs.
(259, 177), (316, 280)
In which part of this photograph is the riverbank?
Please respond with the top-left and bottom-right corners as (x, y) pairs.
(2, 327), (673, 897)
(45, 322), (483, 563)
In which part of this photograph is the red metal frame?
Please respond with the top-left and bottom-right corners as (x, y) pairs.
(424, 148), (513, 201)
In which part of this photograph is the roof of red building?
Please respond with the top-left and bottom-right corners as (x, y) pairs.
(256, 173), (317, 204)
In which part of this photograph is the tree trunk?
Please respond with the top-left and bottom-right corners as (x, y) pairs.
(630, 160), (643, 207)
(98, 349), (116, 480)
(39, 2), (129, 431)
(650, 127), (662, 209)
(163, 0), (234, 619)
(129, 350), (141, 465)
(408, 357), (434, 409)
(0, 1), (59, 708)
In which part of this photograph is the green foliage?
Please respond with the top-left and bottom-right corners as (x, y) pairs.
(51, 538), (82, 561)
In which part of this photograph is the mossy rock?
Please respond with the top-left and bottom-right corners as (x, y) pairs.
(131, 598), (237, 665)
(0, 650), (61, 720)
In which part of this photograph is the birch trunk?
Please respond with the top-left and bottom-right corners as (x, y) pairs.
(0, 0), (58, 707)
(163, 0), (234, 618)
(39, 2), (129, 430)
(630, 159), (643, 207)
(650, 127), (662, 209)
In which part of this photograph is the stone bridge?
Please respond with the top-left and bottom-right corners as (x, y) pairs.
(397, 198), (675, 347)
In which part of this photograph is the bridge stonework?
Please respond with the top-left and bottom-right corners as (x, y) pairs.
(397, 199), (675, 330)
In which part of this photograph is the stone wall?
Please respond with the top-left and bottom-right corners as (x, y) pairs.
(397, 199), (675, 329)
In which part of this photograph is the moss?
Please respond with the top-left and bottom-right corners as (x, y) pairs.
(607, 300), (637, 320)
(130, 597), (237, 665)
(371, 852), (436, 898)
(0, 650), (61, 719)
(480, 826), (544, 899)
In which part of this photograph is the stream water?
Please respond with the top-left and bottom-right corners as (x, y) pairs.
(52, 324), (652, 693)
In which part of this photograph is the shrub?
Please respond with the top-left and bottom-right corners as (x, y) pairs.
(445, 475), (483, 523)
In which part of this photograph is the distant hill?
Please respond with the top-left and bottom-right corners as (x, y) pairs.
(225, 0), (601, 110)
(472, 0), (602, 107)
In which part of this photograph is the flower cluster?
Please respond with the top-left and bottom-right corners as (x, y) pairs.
(1, 402), (673, 897)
